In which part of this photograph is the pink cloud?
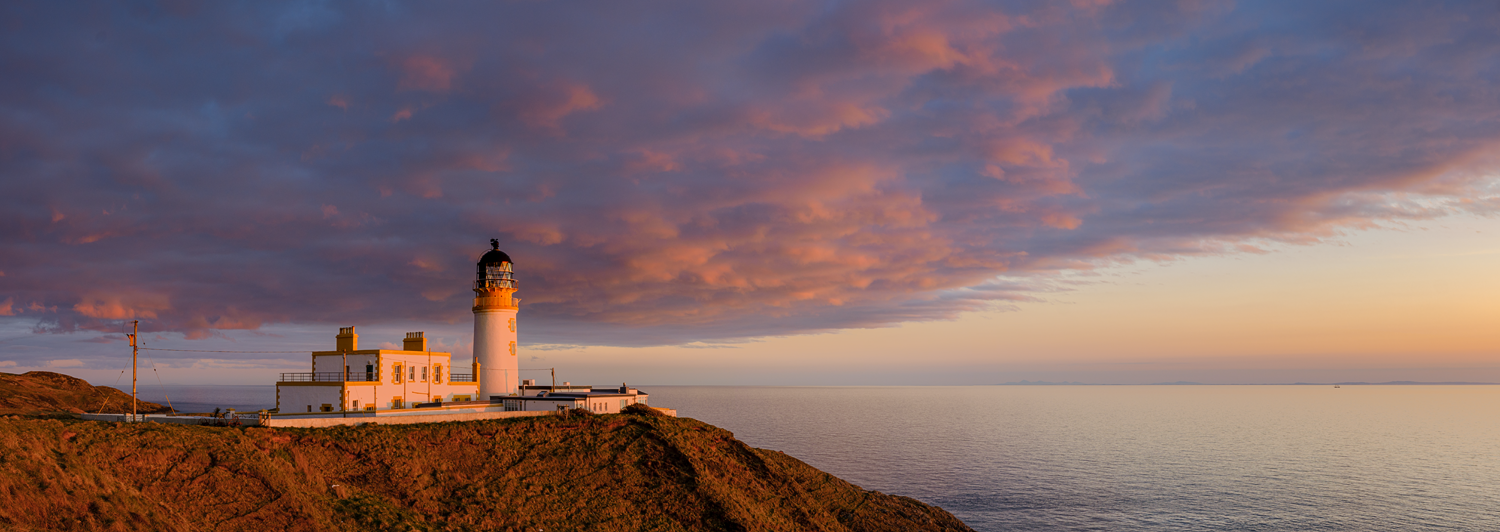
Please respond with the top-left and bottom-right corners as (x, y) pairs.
(517, 82), (603, 132)
(395, 55), (456, 93)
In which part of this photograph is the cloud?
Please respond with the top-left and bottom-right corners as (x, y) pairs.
(1, 1), (1499, 346)
(47, 359), (84, 368)
(0, 361), (15, 368)
(394, 55), (457, 93)
(515, 82), (603, 132)
(72, 293), (172, 321)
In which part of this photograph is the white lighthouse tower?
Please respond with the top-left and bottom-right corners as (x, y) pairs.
(473, 239), (519, 399)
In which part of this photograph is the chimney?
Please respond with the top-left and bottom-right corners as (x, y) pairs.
(336, 327), (357, 352)
(403, 331), (427, 352)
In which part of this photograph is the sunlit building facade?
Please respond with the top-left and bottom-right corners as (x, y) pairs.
(275, 328), (479, 413)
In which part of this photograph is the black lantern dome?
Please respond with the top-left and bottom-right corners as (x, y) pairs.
(475, 239), (517, 290)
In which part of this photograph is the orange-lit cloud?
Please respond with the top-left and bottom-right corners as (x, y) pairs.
(73, 293), (172, 320)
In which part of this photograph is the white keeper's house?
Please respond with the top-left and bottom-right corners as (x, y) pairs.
(275, 328), (480, 412)
(273, 240), (654, 419)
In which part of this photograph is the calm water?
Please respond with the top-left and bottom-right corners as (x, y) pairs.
(648, 385), (1500, 531)
(115, 384), (1500, 530)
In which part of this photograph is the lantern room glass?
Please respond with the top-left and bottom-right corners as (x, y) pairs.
(475, 261), (517, 290)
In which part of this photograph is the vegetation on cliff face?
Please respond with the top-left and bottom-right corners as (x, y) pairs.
(0, 371), (167, 415)
(0, 407), (971, 531)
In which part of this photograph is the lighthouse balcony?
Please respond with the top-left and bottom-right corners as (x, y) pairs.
(278, 371), (380, 383)
(448, 372), (476, 382)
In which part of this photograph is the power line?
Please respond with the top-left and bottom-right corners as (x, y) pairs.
(143, 354), (177, 414)
(140, 347), (313, 354)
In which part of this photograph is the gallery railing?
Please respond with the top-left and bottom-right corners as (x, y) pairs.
(448, 373), (476, 382)
(278, 372), (379, 383)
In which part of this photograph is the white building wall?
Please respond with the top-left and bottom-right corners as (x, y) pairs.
(340, 386), (373, 411)
(366, 360), (478, 408)
(510, 398), (580, 412)
(277, 385), (341, 413)
(313, 354), (381, 376)
(579, 395), (645, 413)
(280, 383), (482, 412)
(285, 350), (480, 413)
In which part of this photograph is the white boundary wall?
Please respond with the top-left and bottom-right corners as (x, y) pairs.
(263, 410), (549, 428)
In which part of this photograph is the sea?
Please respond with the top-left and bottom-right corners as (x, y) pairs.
(117, 384), (1500, 531)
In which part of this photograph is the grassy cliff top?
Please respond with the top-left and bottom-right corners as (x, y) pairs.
(0, 405), (971, 531)
(0, 371), (168, 415)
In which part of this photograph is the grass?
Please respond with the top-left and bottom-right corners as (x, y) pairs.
(0, 410), (971, 531)
(0, 371), (169, 415)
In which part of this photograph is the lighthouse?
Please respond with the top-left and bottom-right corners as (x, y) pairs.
(252, 238), (665, 426)
(473, 239), (519, 399)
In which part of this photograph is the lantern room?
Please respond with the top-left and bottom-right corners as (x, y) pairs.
(476, 238), (517, 290)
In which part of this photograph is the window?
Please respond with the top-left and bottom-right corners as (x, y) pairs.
(352, 400), (360, 410)
(320, 404), (333, 413)
(393, 364), (403, 383)
(620, 399), (627, 409)
(421, 366), (428, 382)
(409, 366), (416, 381)
(393, 397), (404, 409)
(434, 365), (443, 384)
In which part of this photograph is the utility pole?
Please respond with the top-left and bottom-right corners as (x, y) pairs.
(129, 320), (138, 421)
(551, 367), (556, 390)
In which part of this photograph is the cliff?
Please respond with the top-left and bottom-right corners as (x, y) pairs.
(0, 404), (971, 531)
(0, 371), (168, 415)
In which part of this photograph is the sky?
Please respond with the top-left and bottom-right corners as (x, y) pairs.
(1, 1), (1498, 385)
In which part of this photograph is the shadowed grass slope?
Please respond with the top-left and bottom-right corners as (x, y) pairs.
(0, 409), (972, 531)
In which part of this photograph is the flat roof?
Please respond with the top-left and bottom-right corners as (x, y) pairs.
(541, 391), (646, 398)
(311, 350), (452, 356)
